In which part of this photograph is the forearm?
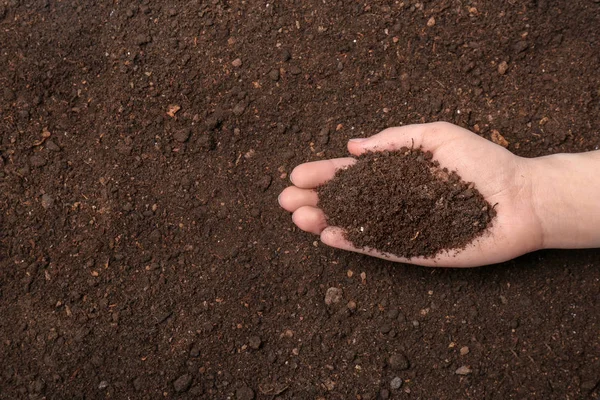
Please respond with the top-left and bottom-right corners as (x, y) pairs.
(528, 150), (600, 249)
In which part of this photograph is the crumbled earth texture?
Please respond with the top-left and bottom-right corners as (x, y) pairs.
(317, 149), (496, 258)
(1, 1), (599, 399)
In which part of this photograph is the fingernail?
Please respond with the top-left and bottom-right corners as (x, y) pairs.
(349, 138), (367, 143)
(277, 193), (282, 206)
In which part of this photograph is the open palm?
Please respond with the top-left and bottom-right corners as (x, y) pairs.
(279, 122), (543, 267)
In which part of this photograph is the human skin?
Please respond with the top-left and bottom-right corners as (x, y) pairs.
(278, 122), (600, 267)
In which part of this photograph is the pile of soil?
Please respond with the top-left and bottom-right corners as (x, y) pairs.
(1, 1), (599, 399)
(317, 149), (496, 258)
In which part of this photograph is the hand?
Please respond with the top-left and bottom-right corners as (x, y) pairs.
(279, 122), (544, 267)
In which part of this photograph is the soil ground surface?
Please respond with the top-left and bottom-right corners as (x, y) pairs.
(1, 0), (600, 399)
(317, 149), (496, 258)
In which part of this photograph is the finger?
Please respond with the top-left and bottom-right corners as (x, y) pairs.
(292, 206), (328, 235)
(320, 226), (504, 268)
(290, 158), (356, 189)
(278, 186), (318, 212)
(347, 122), (458, 156)
(320, 226), (435, 265)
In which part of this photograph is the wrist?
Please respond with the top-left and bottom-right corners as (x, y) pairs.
(527, 151), (600, 250)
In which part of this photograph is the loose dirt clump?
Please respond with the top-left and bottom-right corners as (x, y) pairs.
(318, 149), (496, 258)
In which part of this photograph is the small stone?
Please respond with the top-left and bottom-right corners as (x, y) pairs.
(166, 104), (181, 117)
(248, 336), (262, 350)
(280, 49), (292, 62)
(460, 346), (470, 356)
(388, 353), (410, 371)
(135, 34), (151, 45)
(318, 127), (330, 145)
(386, 309), (399, 319)
(427, 16), (436, 27)
(232, 58), (243, 67)
(236, 385), (254, 400)
(258, 175), (272, 191)
(498, 61), (509, 75)
(390, 377), (403, 390)
(380, 324), (392, 334)
(173, 374), (192, 393)
(380, 388), (390, 399)
(289, 66), (301, 75)
(324, 287), (343, 305)
(455, 366), (472, 375)
(347, 300), (357, 311)
(268, 69), (280, 81)
(189, 343), (201, 357)
(513, 40), (529, 54)
(173, 129), (191, 143)
(491, 130), (509, 148)
(98, 381), (109, 390)
(30, 155), (47, 167)
(41, 194), (54, 209)
(233, 100), (248, 116)
(132, 377), (143, 391)
(45, 140), (61, 152)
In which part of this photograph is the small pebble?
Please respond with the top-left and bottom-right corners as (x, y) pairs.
(233, 100), (248, 116)
(132, 377), (143, 391)
(45, 140), (61, 152)
(98, 381), (109, 390)
(135, 34), (151, 45)
(268, 69), (280, 81)
(280, 49), (292, 62)
(460, 346), (470, 356)
(498, 61), (509, 75)
(427, 16), (436, 27)
(232, 58), (243, 67)
(513, 40), (529, 54)
(455, 366), (472, 375)
(388, 353), (410, 371)
(380, 388), (390, 399)
(258, 175), (272, 191)
(324, 287), (343, 305)
(380, 324), (392, 334)
(41, 194), (54, 209)
(173, 374), (192, 392)
(390, 377), (403, 390)
(30, 155), (47, 168)
(248, 336), (262, 350)
(189, 343), (201, 357)
(289, 66), (301, 75)
(173, 129), (191, 143)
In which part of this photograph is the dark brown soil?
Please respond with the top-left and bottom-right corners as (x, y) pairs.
(317, 149), (496, 258)
(1, 1), (599, 399)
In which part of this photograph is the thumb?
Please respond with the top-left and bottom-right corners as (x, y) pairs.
(347, 122), (453, 156)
